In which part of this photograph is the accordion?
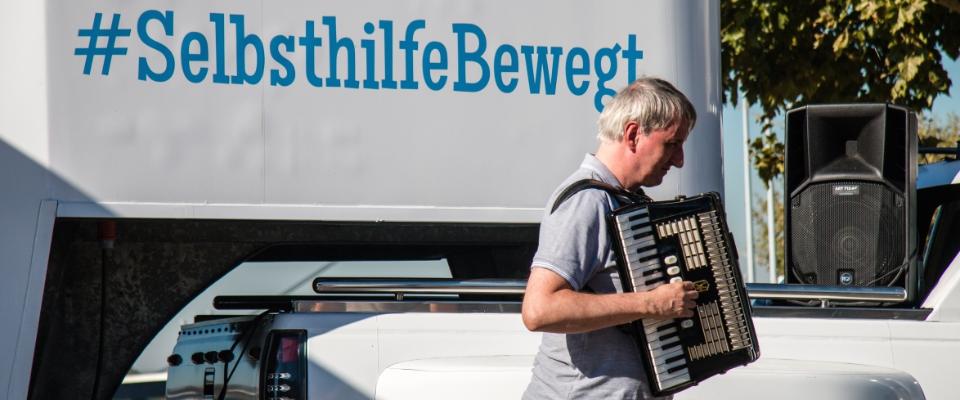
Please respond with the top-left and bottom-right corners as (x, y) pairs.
(608, 192), (760, 396)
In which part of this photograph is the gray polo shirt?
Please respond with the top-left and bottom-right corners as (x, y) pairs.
(523, 154), (669, 400)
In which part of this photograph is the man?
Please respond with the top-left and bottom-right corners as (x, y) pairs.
(522, 77), (700, 400)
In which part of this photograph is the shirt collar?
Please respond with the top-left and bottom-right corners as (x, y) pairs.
(580, 154), (623, 188)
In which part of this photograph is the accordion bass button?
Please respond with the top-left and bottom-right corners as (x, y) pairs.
(666, 266), (681, 276)
(664, 255), (678, 265)
(681, 319), (694, 329)
(670, 277), (683, 284)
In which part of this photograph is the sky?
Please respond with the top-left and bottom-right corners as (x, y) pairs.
(720, 56), (960, 283)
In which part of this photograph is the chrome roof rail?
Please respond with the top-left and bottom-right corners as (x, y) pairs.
(746, 283), (907, 307)
(312, 278), (908, 306)
(313, 278), (527, 300)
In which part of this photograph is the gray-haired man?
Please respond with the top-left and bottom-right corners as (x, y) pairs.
(522, 77), (700, 400)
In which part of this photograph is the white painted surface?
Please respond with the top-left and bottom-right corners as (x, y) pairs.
(748, 313), (960, 399)
(55, 201), (544, 223)
(376, 312), (541, 371)
(923, 251), (960, 321)
(0, 0), (49, 165)
(121, 372), (168, 384)
(752, 318), (895, 367)
(6, 201), (57, 400)
(677, 358), (924, 400)
(274, 312), (541, 400)
(0, 1), (51, 397)
(280, 314), (382, 400)
(263, 308), (947, 399)
(375, 356), (535, 400)
(36, 0), (722, 219)
(3, 1), (724, 395)
(375, 357), (925, 400)
(888, 319), (960, 400)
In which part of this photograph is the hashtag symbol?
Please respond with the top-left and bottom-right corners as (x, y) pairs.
(74, 13), (131, 76)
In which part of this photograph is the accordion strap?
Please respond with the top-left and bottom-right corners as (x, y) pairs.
(550, 179), (650, 214)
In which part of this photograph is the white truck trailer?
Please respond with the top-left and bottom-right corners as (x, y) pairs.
(1, 0), (954, 399)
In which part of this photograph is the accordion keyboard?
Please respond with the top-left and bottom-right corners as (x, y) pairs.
(610, 194), (758, 396)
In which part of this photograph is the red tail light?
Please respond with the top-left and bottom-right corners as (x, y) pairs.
(262, 330), (307, 400)
(281, 336), (299, 363)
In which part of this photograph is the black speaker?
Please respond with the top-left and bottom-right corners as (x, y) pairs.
(785, 104), (917, 300)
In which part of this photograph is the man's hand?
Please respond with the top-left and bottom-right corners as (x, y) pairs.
(522, 267), (700, 334)
(645, 281), (699, 318)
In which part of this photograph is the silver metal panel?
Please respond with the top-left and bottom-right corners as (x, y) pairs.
(746, 283), (908, 303)
(314, 278), (527, 296)
(312, 279), (908, 304)
(166, 316), (269, 400)
(293, 301), (522, 314)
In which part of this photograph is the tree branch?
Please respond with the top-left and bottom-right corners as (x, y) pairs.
(933, 0), (960, 14)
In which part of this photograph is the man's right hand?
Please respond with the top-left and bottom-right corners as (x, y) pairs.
(645, 281), (699, 318)
(522, 267), (700, 334)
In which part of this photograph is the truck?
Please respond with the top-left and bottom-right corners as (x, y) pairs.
(163, 152), (960, 400)
(0, 0), (955, 399)
(165, 154), (960, 400)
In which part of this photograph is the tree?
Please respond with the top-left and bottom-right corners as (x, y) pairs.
(748, 130), (784, 186)
(722, 0), (960, 186)
(750, 180), (785, 282)
(919, 113), (960, 164)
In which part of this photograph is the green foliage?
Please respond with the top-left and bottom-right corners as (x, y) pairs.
(748, 132), (785, 188)
(918, 113), (960, 164)
(722, 0), (960, 185)
(751, 183), (785, 281)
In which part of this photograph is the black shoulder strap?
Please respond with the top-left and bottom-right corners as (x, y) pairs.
(549, 179), (651, 214)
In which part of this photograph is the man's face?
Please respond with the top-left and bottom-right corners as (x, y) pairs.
(633, 124), (688, 187)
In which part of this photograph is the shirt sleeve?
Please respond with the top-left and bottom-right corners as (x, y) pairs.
(531, 189), (612, 291)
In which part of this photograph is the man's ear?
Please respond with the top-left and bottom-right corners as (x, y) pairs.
(622, 122), (641, 152)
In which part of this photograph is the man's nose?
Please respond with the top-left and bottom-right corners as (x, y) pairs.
(672, 148), (684, 168)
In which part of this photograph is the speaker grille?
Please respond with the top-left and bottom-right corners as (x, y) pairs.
(790, 181), (905, 285)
